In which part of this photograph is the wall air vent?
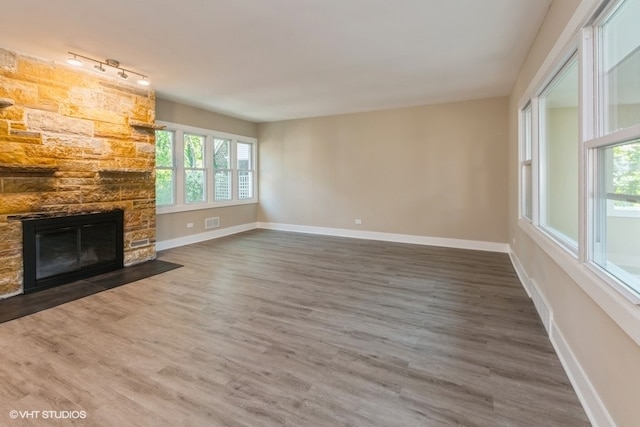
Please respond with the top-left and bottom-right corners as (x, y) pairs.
(205, 217), (220, 229)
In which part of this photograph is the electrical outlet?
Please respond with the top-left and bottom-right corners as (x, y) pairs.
(187, 223), (194, 228)
(355, 218), (362, 225)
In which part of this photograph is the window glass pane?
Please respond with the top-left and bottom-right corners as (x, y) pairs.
(237, 142), (252, 170)
(155, 130), (174, 167)
(185, 170), (206, 203)
(594, 139), (640, 294)
(214, 138), (231, 169)
(540, 57), (579, 247)
(238, 171), (253, 199)
(184, 134), (205, 168)
(156, 169), (174, 206)
(214, 170), (232, 201)
(601, 0), (640, 133)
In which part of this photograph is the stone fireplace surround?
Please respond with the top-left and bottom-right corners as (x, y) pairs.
(0, 47), (158, 298)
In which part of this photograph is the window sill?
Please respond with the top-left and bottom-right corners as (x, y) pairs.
(156, 199), (258, 215)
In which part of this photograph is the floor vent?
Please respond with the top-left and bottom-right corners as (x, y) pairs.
(205, 217), (220, 229)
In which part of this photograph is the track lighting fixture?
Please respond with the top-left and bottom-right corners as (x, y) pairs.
(66, 51), (150, 86)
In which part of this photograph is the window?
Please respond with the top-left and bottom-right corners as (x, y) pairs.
(154, 122), (257, 213)
(520, 103), (533, 220)
(598, 0), (640, 134)
(593, 140), (640, 293)
(588, 0), (640, 296)
(155, 130), (175, 206)
(517, 0), (640, 301)
(213, 138), (232, 201)
(184, 133), (206, 204)
(538, 54), (579, 250)
(237, 142), (254, 199)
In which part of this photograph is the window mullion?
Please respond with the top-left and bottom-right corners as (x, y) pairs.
(175, 130), (185, 207)
(231, 139), (238, 201)
(206, 135), (214, 203)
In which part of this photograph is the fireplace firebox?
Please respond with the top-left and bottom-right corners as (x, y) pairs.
(22, 210), (124, 293)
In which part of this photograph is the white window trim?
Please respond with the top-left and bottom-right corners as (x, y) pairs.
(516, 0), (640, 347)
(156, 121), (258, 215)
(519, 103), (533, 222)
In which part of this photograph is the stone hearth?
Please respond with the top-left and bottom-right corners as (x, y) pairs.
(0, 47), (157, 298)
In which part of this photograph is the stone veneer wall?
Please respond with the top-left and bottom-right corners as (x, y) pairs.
(0, 47), (157, 298)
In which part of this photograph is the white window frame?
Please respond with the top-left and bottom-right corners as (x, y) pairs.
(516, 0), (640, 347)
(584, 0), (640, 299)
(519, 102), (534, 222)
(155, 121), (258, 215)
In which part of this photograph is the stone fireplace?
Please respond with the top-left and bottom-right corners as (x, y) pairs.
(0, 47), (158, 298)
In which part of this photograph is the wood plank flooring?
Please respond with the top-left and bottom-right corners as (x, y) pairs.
(0, 260), (182, 324)
(0, 229), (589, 426)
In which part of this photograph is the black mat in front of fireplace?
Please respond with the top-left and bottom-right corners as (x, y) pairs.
(0, 259), (182, 324)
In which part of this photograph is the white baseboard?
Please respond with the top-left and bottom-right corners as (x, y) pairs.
(156, 222), (257, 251)
(509, 250), (532, 298)
(509, 251), (614, 427)
(550, 322), (615, 427)
(257, 222), (509, 253)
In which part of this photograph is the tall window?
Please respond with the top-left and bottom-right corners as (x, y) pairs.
(155, 130), (175, 206)
(539, 55), (579, 250)
(590, 0), (640, 295)
(184, 133), (206, 204)
(154, 122), (258, 212)
(214, 138), (232, 201)
(237, 142), (254, 199)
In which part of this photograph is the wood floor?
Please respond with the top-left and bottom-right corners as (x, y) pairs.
(0, 230), (589, 426)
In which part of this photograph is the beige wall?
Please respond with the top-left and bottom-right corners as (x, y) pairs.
(509, 1), (640, 425)
(155, 98), (258, 244)
(156, 204), (257, 241)
(257, 97), (509, 243)
(155, 98), (257, 138)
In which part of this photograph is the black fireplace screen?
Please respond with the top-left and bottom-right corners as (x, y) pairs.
(22, 210), (124, 292)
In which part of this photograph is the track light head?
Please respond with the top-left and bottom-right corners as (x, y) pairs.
(67, 54), (82, 66)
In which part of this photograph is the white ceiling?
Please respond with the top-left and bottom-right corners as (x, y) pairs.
(0, 0), (552, 123)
